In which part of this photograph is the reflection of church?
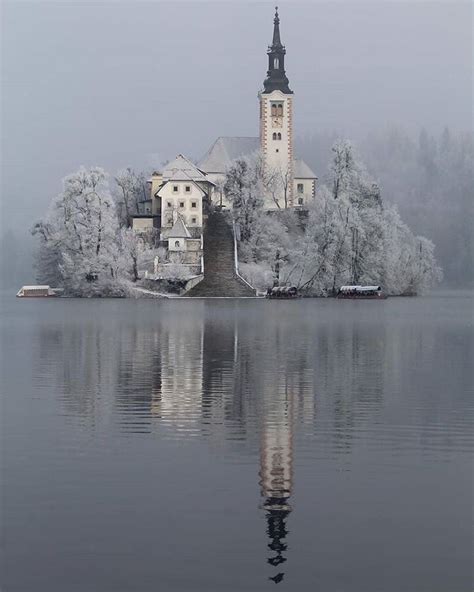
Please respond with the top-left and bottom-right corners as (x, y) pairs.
(46, 300), (392, 588)
(147, 305), (296, 584)
(132, 8), (317, 270)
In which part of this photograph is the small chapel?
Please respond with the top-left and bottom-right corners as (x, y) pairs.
(132, 7), (317, 275)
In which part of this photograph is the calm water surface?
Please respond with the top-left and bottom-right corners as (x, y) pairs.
(1, 292), (473, 591)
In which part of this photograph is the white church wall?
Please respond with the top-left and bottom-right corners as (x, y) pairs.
(294, 179), (315, 206)
(260, 89), (294, 209)
(132, 218), (154, 233)
(150, 174), (163, 215)
(159, 181), (204, 228)
(168, 238), (187, 252)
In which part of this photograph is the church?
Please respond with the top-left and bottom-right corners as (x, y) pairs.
(132, 7), (317, 270)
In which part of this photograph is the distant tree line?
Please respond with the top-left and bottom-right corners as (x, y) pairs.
(298, 127), (473, 286)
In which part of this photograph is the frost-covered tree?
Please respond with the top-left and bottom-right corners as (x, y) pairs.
(236, 139), (442, 296)
(330, 140), (359, 199)
(32, 167), (123, 296)
(265, 164), (292, 210)
(114, 168), (150, 227)
(119, 228), (147, 282)
(224, 153), (267, 241)
(381, 205), (442, 294)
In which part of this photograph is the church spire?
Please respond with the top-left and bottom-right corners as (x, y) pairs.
(263, 6), (293, 94)
(272, 6), (282, 48)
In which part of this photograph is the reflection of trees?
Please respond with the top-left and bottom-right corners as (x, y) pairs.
(305, 322), (386, 454)
(114, 326), (161, 434)
(34, 304), (206, 435)
(35, 305), (388, 451)
(35, 323), (121, 425)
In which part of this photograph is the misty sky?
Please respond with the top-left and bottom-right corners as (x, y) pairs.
(1, 1), (472, 231)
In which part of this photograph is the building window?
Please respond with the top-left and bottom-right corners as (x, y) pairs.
(273, 132), (277, 140)
(297, 183), (304, 193)
(271, 102), (284, 117)
(167, 201), (172, 208)
(277, 132), (281, 140)
(172, 185), (179, 193)
(276, 149), (279, 153)
(167, 216), (173, 225)
(191, 217), (197, 224)
(179, 201), (185, 208)
(298, 197), (304, 205)
(185, 185), (191, 193)
(174, 240), (180, 248)
(274, 57), (279, 69)
(191, 201), (197, 208)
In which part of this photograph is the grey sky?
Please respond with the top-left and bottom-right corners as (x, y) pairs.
(1, 1), (472, 230)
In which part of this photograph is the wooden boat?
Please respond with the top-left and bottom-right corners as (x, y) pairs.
(266, 286), (299, 299)
(16, 285), (60, 298)
(336, 285), (387, 300)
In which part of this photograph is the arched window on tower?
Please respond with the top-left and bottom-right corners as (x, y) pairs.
(277, 104), (283, 117)
(271, 103), (277, 117)
(277, 133), (282, 140)
(274, 57), (279, 69)
(273, 133), (277, 140)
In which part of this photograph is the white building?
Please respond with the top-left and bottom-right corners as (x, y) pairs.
(198, 7), (317, 210)
(133, 8), (317, 256)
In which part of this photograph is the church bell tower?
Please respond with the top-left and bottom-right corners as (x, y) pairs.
(259, 7), (294, 209)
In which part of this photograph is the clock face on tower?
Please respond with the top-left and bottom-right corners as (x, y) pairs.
(272, 117), (283, 128)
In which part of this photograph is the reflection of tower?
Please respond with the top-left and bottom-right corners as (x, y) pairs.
(259, 380), (294, 584)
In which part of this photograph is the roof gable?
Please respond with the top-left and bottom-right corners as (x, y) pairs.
(198, 138), (318, 180)
(198, 137), (260, 173)
(167, 215), (192, 239)
(162, 154), (208, 182)
(293, 158), (317, 179)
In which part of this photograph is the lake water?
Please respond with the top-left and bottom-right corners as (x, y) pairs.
(1, 292), (473, 591)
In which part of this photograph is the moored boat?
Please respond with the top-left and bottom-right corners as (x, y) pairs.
(336, 285), (387, 300)
(16, 285), (61, 298)
(266, 286), (299, 299)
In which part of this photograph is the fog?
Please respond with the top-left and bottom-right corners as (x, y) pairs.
(1, 1), (472, 286)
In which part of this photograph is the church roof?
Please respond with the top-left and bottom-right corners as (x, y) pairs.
(166, 215), (192, 239)
(198, 136), (317, 180)
(263, 7), (293, 95)
(162, 154), (208, 182)
(198, 137), (260, 173)
(294, 158), (317, 180)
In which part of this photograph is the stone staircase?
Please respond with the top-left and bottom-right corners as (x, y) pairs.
(186, 211), (255, 297)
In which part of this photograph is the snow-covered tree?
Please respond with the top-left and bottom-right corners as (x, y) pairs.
(224, 152), (267, 241)
(236, 139), (442, 296)
(114, 168), (150, 227)
(264, 164), (292, 210)
(330, 139), (358, 199)
(32, 167), (123, 296)
(119, 228), (146, 282)
(381, 205), (442, 294)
